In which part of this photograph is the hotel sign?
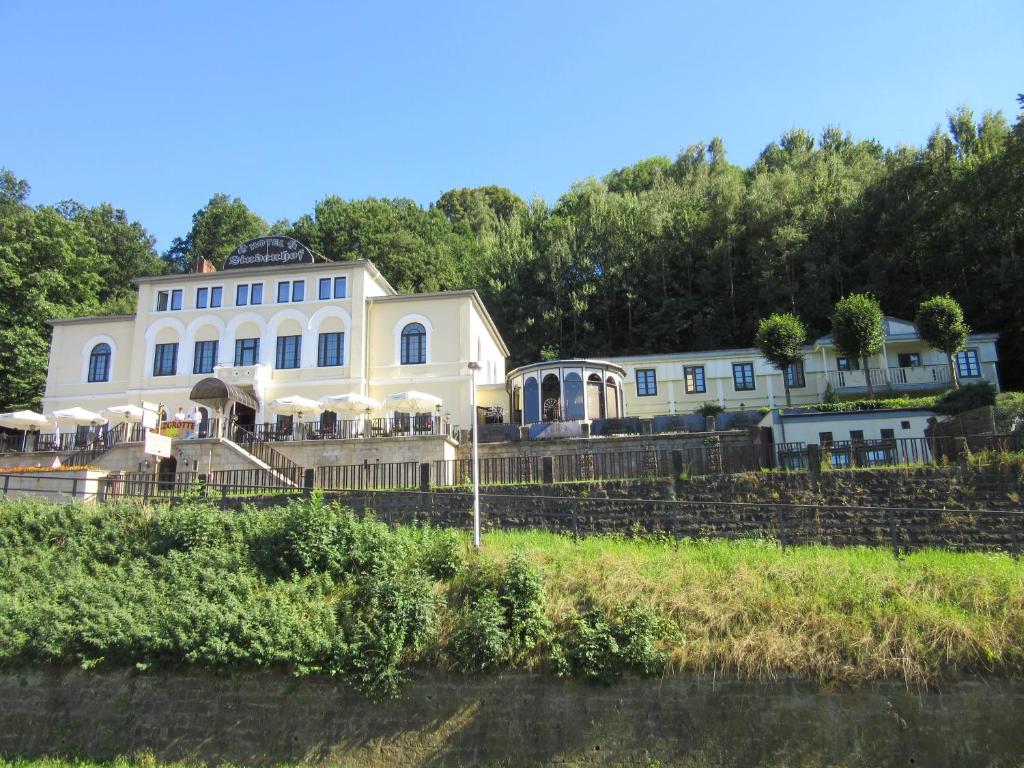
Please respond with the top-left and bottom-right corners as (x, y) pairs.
(223, 237), (315, 270)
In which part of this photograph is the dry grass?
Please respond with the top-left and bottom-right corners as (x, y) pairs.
(478, 530), (1024, 686)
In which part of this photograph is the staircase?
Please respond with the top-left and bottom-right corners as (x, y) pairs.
(220, 428), (304, 488)
(64, 422), (135, 466)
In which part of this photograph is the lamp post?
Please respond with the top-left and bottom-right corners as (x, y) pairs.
(468, 361), (482, 548)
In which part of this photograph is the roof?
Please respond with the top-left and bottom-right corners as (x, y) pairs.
(506, 358), (627, 379)
(369, 289), (510, 357)
(813, 316), (999, 346)
(189, 378), (259, 411)
(47, 314), (135, 327)
(131, 258), (398, 295)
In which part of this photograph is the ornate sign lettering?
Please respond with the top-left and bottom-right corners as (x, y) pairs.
(223, 237), (315, 270)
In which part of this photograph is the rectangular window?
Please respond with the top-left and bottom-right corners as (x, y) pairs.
(818, 431), (834, 445)
(850, 430), (865, 442)
(898, 352), (921, 368)
(732, 362), (755, 391)
(277, 281), (290, 303)
(836, 357), (859, 371)
(683, 365), (706, 394)
(209, 286), (222, 308)
(292, 280), (304, 302)
(153, 343), (178, 376)
(196, 287), (208, 309)
(333, 276), (346, 298)
(319, 277), (331, 301)
(955, 349), (981, 378)
(156, 290), (169, 311)
(318, 277), (347, 300)
(193, 340), (218, 374)
(317, 332), (344, 367)
(170, 289), (182, 311)
(236, 284), (248, 306)
(635, 368), (657, 397)
(786, 361), (806, 388)
(250, 283), (263, 305)
(275, 335), (301, 369)
(881, 428), (896, 439)
(234, 338), (259, 366)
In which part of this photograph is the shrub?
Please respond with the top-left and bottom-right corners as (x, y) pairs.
(556, 602), (668, 684)
(448, 589), (509, 672)
(933, 381), (997, 415)
(995, 392), (1024, 433)
(152, 503), (229, 553)
(415, 527), (464, 581)
(446, 554), (549, 670)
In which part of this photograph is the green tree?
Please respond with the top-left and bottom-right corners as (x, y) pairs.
(830, 293), (885, 399)
(165, 194), (268, 271)
(754, 313), (808, 407)
(915, 295), (970, 389)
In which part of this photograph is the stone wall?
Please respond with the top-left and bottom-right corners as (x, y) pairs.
(0, 669), (1020, 768)
(264, 466), (1024, 551)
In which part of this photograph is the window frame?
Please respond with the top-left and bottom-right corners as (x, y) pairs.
(291, 280), (305, 302)
(153, 342), (178, 377)
(193, 340), (218, 375)
(318, 277), (331, 301)
(234, 337), (260, 367)
(87, 343), (111, 383)
(317, 331), (344, 367)
(635, 368), (658, 397)
(196, 287), (208, 309)
(786, 361), (806, 388)
(683, 365), (706, 395)
(275, 335), (302, 369)
(170, 289), (183, 311)
(955, 349), (981, 379)
(732, 362), (755, 392)
(209, 285), (223, 308)
(836, 357), (860, 371)
(897, 352), (921, 368)
(236, 284), (249, 306)
(277, 281), (290, 303)
(400, 323), (427, 365)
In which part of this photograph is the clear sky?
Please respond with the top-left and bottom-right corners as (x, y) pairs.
(3, 0), (1022, 251)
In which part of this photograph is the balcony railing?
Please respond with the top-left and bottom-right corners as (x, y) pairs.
(827, 364), (954, 390)
(247, 416), (457, 443)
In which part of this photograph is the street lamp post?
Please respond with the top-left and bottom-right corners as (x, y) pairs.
(467, 361), (482, 548)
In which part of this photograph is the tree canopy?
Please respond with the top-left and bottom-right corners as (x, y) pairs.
(915, 295), (970, 389)
(1, 96), (1022, 411)
(755, 313), (808, 406)
(831, 294), (885, 399)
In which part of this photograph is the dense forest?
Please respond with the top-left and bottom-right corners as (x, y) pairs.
(1, 98), (1022, 411)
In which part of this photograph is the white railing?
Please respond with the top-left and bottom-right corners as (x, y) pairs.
(827, 363), (957, 390)
(887, 364), (950, 386)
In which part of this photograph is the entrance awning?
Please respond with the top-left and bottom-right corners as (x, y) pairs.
(189, 378), (259, 412)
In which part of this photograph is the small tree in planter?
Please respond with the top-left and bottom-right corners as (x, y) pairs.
(915, 295), (970, 390)
(831, 293), (885, 399)
(755, 313), (808, 407)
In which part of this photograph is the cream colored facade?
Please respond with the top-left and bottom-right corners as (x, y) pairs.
(43, 258), (509, 430)
(611, 318), (1000, 418)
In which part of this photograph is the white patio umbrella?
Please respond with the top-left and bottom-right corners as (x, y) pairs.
(268, 396), (323, 418)
(384, 391), (442, 413)
(103, 404), (146, 423)
(51, 407), (108, 426)
(268, 396), (322, 439)
(0, 410), (50, 450)
(319, 393), (381, 413)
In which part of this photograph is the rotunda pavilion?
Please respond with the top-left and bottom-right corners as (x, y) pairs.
(505, 359), (626, 426)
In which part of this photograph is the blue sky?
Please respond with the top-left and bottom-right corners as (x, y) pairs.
(3, 0), (1022, 251)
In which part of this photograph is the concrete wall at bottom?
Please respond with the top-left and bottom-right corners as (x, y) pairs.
(0, 669), (1020, 768)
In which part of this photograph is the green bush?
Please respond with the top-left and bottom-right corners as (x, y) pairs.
(446, 554), (549, 670)
(995, 392), (1024, 433)
(152, 503), (230, 553)
(932, 381), (996, 414)
(556, 602), (668, 684)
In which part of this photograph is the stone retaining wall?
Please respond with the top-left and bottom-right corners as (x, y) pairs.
(0, 669), (1020, 768)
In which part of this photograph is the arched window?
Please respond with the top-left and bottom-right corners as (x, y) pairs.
(542, 374), (561, 422)
(88, 343), (111, 382)
(523, 377), (539, 424)
(606, 376), (620, 419)
(400, 323), (426, 365)
(564, 372), (584, 420)
(587, 374), (605, 420)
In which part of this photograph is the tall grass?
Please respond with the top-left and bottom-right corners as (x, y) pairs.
(1, 496), (1021, 690)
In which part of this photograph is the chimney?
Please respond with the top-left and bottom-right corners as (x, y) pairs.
(194, 256), (217, 274)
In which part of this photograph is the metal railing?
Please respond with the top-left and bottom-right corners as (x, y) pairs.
(316, 461), (421, 490)
(229, 428), (303, 486)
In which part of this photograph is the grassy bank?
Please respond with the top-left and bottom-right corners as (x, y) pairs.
(1, 496), (1022, 693)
